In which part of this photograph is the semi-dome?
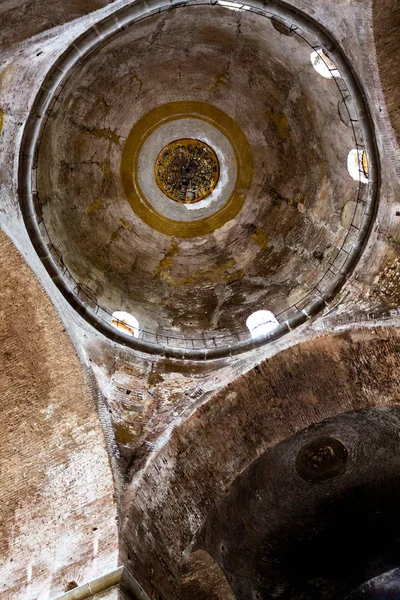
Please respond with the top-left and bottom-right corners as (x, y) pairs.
(20, 0), (378, 358)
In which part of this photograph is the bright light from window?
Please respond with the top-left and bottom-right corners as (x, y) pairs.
(217, 0), (250, 10)
(347, 149), (369, 184)
(111, 311), (139, 338)
(310, 49), (340, 79)
(246, 310), (279, 339)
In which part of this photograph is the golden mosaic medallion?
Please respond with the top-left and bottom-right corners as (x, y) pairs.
(155, 138), (220, 204)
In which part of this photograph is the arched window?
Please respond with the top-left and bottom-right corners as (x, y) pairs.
(347, 149), (369, 183)
(246, 310), (279, 339)
(310, 49), (340, 79)
(218, 0), (250, 10)
(111, 311), (140, 338)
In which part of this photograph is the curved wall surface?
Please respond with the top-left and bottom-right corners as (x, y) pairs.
(18, 0), (380, 360)
(0, 230), (118, 599)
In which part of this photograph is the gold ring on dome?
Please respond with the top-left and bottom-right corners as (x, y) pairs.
(120, 101), (254, 238)
(155, 138), (220, 204)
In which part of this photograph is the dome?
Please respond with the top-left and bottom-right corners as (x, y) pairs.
(20, 0), (378, 358)
(3, 1), (398, 599)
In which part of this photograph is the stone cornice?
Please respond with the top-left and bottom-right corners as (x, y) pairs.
(54, 567), (150, 600)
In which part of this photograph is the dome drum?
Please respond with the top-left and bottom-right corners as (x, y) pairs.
(18, 0), (380, 360)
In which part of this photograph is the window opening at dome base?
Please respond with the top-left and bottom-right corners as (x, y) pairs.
(246, 310), (279, 339)
(217, 0), (251, 10)
(111, 311), (140, 338)
(310, 49), (340, 79)
(347, 149), (369, 183)
(155, 139), (220, 204)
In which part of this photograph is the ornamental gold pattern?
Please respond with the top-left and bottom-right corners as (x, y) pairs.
(120, 101), (254, 238)
(155, 138), (220, 204)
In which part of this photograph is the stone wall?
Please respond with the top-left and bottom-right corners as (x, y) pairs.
(373, 0), (400, 150)
(0, 230), (118, 599)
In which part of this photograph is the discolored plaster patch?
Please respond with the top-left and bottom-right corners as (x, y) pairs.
(114, 423), (142, 445)
(162, 258), (244, 288)
(102, 157), (112, 180)
(87, 198), (103, 217)
(211, 70), (231, 95)
(133, 73), (143, 98)
(269, 187), (304, 210)
(265, 106), (290, 139)
(148, 368), (164, 390)
(251, 227), (269, 250)
(80, 125), (120, 145)
(341, 200), (357, 228)
(106, 228), (121, 248)
(105, 219), (132, 249)
(99, 97), (112, 116)
(370, 251), (400, 309)
(153, 239), (180, 281)
(120, 218), (132, 232)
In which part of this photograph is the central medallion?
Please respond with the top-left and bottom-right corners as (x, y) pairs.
(155, 138), (220, 204)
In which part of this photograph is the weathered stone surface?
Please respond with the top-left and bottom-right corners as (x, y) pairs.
(0, 0), (399, 598)
(121, 327), (400, 598)
(0, 0), (114, 49)
(0, 230), (118, 599)
(181, 549), (234, 600)
(201, 407), (400, 599)
(36, 6), (360, 341)
(373, 0), (400, 156)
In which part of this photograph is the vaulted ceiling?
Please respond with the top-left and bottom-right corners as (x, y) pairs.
(0, 0), (399, 598)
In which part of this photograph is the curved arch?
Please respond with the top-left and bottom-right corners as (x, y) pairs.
(0, 230), (118, 598)
(200, 406), (400, 599)
(120, 327), (400, 598)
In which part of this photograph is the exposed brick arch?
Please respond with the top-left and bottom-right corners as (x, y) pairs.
(0, 230), (118, 598)
(122, 326), (400, 599)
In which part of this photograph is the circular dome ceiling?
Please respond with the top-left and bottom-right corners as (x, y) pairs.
(20, 0), (378, 358)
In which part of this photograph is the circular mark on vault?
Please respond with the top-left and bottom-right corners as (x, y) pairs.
(295, 436), (348, 482)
